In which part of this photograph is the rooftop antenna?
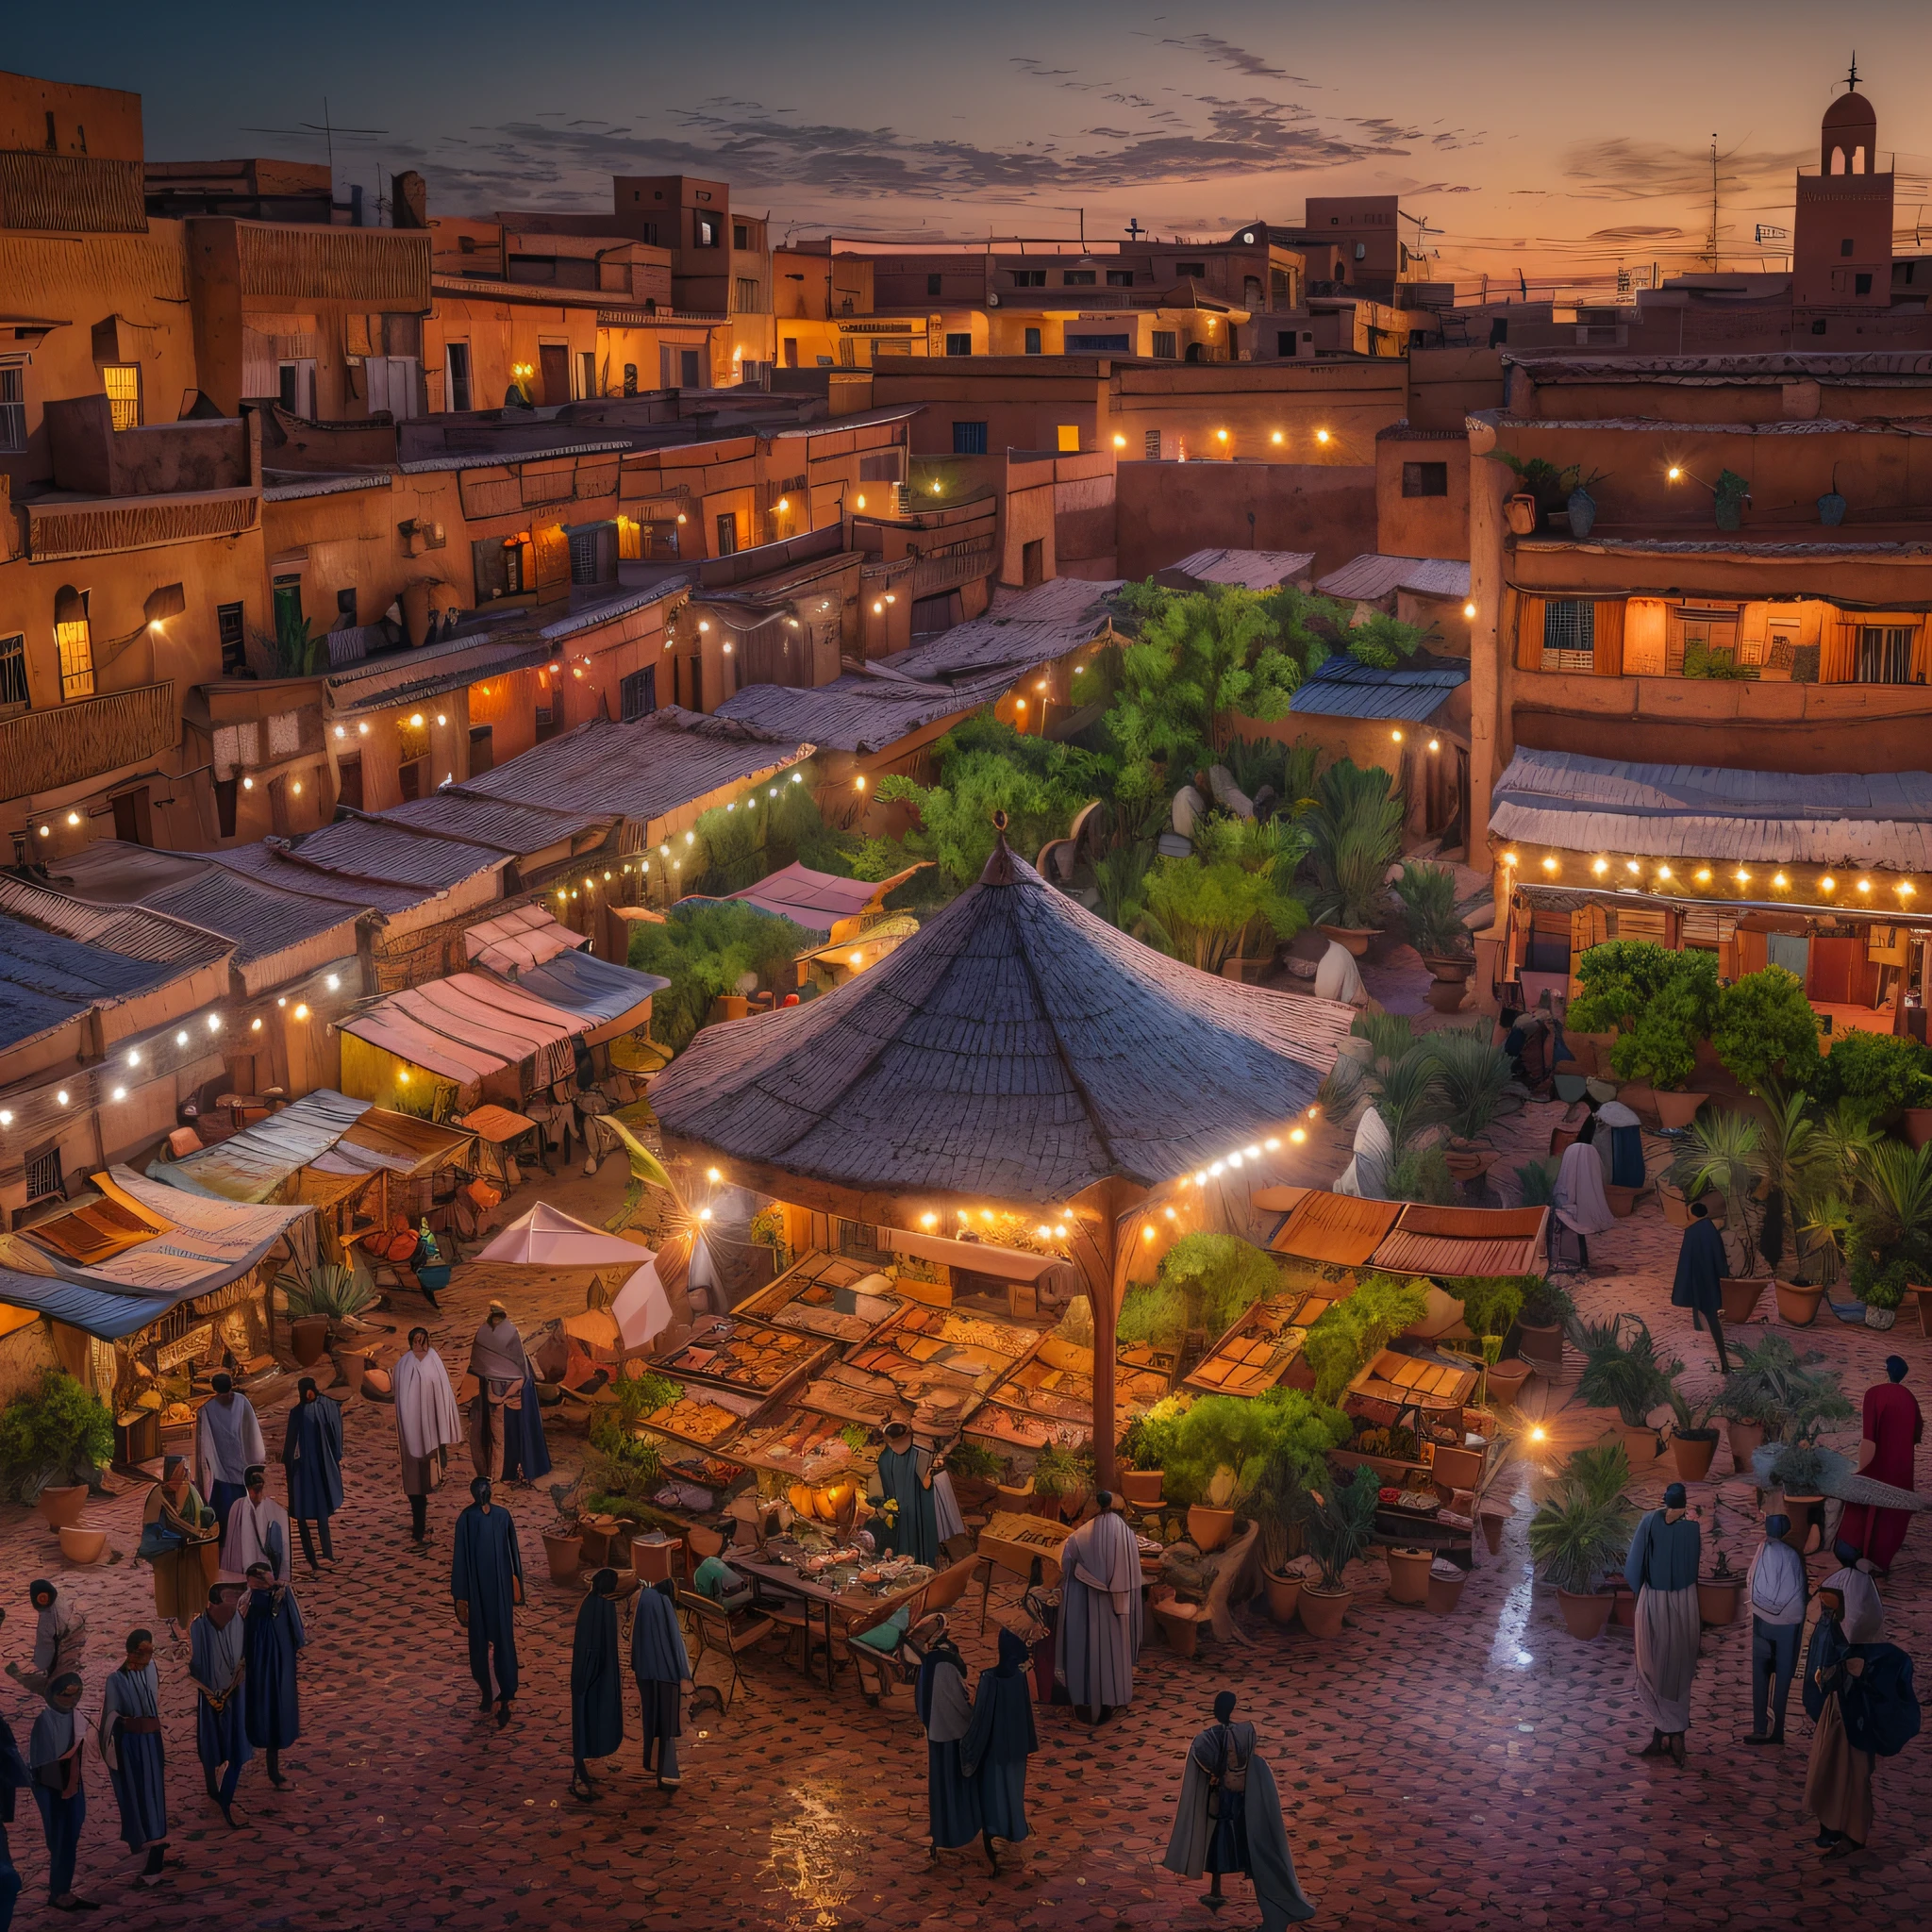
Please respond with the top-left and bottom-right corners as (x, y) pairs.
(1704, 133), (1720, 271)
(241, 95), (386, 189)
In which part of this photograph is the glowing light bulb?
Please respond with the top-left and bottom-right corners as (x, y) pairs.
(1858, 878), (1873, 893)
(1735, 870), (1751, 885)
(0, 1112), (9, 1127)
(293, 1004), (309, 1020)
(1463, 602), (1477, 620)
(1290, 1127), (1307, 1143)
(1657, 865), (1673, 881)
(1695, 868), (1712, 883)
(56, 1091), (68, 1107)
(207, 1014), (221, 1033)
(1541, 857), (1558, 874)
(707, 1167), (722, 1182)
(1667, 466), (1683, 482)
(856, 494), (866, 509)
(175, 1031), (189, 1046)
(1428, 739), (1441, 753)
(1625, 859), (1640, 874)
(920, 1213), (937, 1228)
(325, 974), (340, 991)
(1592, 858), (1608, 875)
(126, 1051), (141, 1067)
(848, 951), (863, 966)
(1390, 728), (1403, 743)
(1315, 428), (1330, 444)
(1502, 852), (1518, 867)
(112, 1086), (125, 1101)
(1271, 430), (1284, 444)
(1774, 873), (1789, 889)
(251, 1018), (262, 1031)
(1264, 1138), (1280, 1151)
(1142, 1224), (1156, 1241)
(1530, 1425), (1547, 1443)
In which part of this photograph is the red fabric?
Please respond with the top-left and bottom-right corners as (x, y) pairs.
(1837, 1381), (1924, 1571)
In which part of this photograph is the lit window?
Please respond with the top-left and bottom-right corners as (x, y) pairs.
(102, 364), (141, 431)
(53, 587), (93, 700)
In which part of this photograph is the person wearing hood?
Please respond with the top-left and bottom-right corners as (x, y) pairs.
(1163, 1690), (1317, 1928)
(393, 1326), (462, 1547)
(1594, 1099), (1646, 1189)
(452, 1475), (524, 1727)
(223, 1466), (291, 1584)
(195, 1374), (266, 1562)
(631, 1577), (693, 1792)
(99, 1628), (169, 1885)
(1553, 1137), (1616, 1269)
(27, 1674), (91, 1913)
(959, 1626), (1037, 1875)
(913, 1617), (980, 1859)
(1819, 1541), (1885, 1644)
(242, 1563), (304, 1790)
(466, 1304), (549, 1484)
(1801, 1581), (1921, 1857)
(866, 1421), (939, 1567)
(1055, 1491), (1143, 1724)
(1744, 1514), (1807, 1746)
(8, 1581), (86, 1698)
(1670, 1199), (1732, 1374)
(140, 1457), (218, 1637)
(1836, 1357), (1923, 1576)
(280, 1380), (344, 1574)
(569, 1569), (629, 1802)
(1334, 1105), (1392, 1201)
(0, 1695), (28, 1931)
(1625, 1482), (1703, 1765)
(187, 1584), (250, 1826)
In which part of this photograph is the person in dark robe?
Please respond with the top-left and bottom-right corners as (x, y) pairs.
(866, 1422), (939, 1567)
(631, 1579), (693, 1791)
(1626, 1482), (1703, 1764)
(187, 1585), (250, 1826)
(27, 1674), (91, 1912)
(959, 1626), (1037, 1875)
(569, 1569), (628, 1800)
(8, 1580), (86, 1697)
(242, 1562), (305, 1789)
(912, 1618), (979, 1858)
(452, 1475), (524, 1727)
(499, 1362), (552, 1487)
(99, 1628), (169, 1884)
(0, 1702), (27, 1932)
(279, 1379), (344, 1573)
(1671, 1200), (1731, 1373)
(1163, 1690), (1317, 1927)
(1837, 1357), (1924, 1576)
(1800, 1584), (1922, 1857)
(1595, 1100), (1647, 1189)
(1055, 1491), (1143, 1724)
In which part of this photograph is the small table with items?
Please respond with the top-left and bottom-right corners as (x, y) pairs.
(730, 1545), (932, 1693)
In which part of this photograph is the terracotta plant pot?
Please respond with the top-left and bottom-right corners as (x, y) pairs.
(1917, 1287), (1932, 1341)
(1621, 1424), (1664, 1471)
(1296, 1584), (1352, 1638)
(1652, 1090), (1708, 1130)
(1262, 1569), (1304, 1626)
(1425, 1564), (1468, 1616)
(1601, 1578), (1638, 1627)
(1485, 1358), (1533, 1407)
(57, 1525), (107, 1565)
(1719, 1278), (1767, 1325)
(37, 1486), (89, 1530)
(1726, 1418), (1766, 1475)
(1775, 1280), (1826, 1327)
(1120, 1469), (1164, 1508)
(1864, 1303), (1899, 1331)
(1187, 1504), (1235, 1554)
(1903, 1107), (1932, 1151)
(1505, 493), (1539, 535)
(1479, 1507), (1507, 1556)
(1697, 1574), (1743, 1627)
(1425, 979), (1470, 1014)
(1152, 1597), (1202, 1657)
(1424, 955), (1474, 983)
(1549, 1124), (1582, 1159)
(1316, 924), (1374, 958)
(1603, 1182), (1641, 1218)
(1778, 1496), (1825, 1554)
(289, 1316), (331, 1368)
(1516, 1322), (1564, 1373)
(1387, 1546), (1434, 1606)
(1671, 1430), (1719, 1483)
(541, 1530), (582, 1584)
(1557, 1587), (1613, 1639)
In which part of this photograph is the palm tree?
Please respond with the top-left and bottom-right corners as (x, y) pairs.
(1670, 1109), (1766, 1273)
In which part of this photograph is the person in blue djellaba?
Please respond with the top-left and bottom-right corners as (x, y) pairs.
(99, 1627), (171, 1886)
(280, 1378), (344, 1574)
(1803, 1578), (1921, 1859)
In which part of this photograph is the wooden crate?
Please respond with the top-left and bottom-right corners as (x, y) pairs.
(978, 1509), (1074, 1586)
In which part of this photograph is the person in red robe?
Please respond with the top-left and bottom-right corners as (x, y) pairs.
(1836, 1357), (1923, 1576)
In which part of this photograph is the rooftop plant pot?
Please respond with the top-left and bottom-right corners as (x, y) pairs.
(1387, 1545), (1433, 1606)
(1505, 493), (1539, 536)
(541, 1529), (582, 1585)
(1296, 1583), (1352, 1639)
(1120, 1469), (1164, 1508)
(1621, 1424), (1665, 1471)
(1653, 1090), (1708, 1130)
(1516, 1321), (1564, 1373)
(58, 1524), (107, 1565)
(1478, 1507), (1508, 1556)
(1548, 1124), (1583, 1159)
(1697, 1574), (1742, 1627)
(1425, 1563), (1468, 1616)
(1425, 978), (1470, 1014)
(1262, 1568), (1304, 1626)
(1187, 1504), (1235, 1554)
(1485, 1358), (1533, 1407)
(1443, 1142), (1497, 1183)
(1865, 1303), (1899, 1331)
(289, 1316), (331, 1368)
(38, 1485), (89, 1530)
(1600, 1575), (1638, 1626)
(1423, 955), (1474, 983)
(1670, 1428), (1719, 1484)
(1557, 1587), (1613, 1640)
(1903, 1108), (1932, 1151)
(1775, 1280), (1825, 1327)
(1726, 1418), (1765, 1475)
(1720, 1278), (1767, 1326)
(1604, 1182), (1641, 1218)
(1316, 924), (1374, 958)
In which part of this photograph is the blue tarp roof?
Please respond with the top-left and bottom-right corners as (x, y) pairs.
(1289, 653), (1469, 724)
(0, 917), (187, 1051)
(511, 951), (670, 1027)
(152, 1090), (374, 1204)
(0, 1271), (177, 1341)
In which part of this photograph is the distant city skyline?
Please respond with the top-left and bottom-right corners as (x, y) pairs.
(20, 0), (1932, 291)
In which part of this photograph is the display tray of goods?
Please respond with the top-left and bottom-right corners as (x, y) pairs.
(1345, 1345), (1479, 1425)
(1330, 1416), (1435, 1486)
(655, 1314), (833, 1399)
(805, 1305), (1042, 1436)
(634, 1381), (765, 1455)
(977, 1508), (1076, 1584)
(1184, 1290), (1335, 1397)
(966, 1337), (1171, 1450)
(755, 1532), (934, 1605)
(727, 1403), (871, 1483)
(737, 1251), (903, 1345)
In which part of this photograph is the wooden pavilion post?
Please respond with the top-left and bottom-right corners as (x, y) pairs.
(1073, 1174), (1142, 1495)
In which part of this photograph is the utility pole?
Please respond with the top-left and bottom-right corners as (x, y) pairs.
(1705, 134), (1720, 272)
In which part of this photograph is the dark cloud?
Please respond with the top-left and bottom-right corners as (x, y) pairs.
(1589, 224), (1687, 241)
(1158, 34), (1312, 84)
(1560, 137), (1802, 201)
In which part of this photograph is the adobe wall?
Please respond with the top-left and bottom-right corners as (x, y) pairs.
(1113, 459), (1376, 581)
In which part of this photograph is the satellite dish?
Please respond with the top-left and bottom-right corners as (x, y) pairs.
(1242, 230), (1256, 243)
(988, 291), (1000, 306)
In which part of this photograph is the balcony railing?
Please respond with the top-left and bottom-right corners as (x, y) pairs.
(0, 681), (177, 799)
(26, 488), (258, 562)
(908, 535), (997, 601)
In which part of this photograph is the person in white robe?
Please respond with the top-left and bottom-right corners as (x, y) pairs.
(194, 1374), (266, 1562)
(1555, 1139), (1617, 1232)
(1313, 941), (1365, 1007)
(1820, 1541), (1885, 1643)
(466, 1303), (528, 1479)
(223, 1468), (291, 1584)
(1054, 1491), (1143, 1723)
(393, 1325), (463, 1546)
(1334, 1106), (1392, 1200)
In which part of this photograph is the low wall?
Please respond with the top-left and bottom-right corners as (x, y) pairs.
(1114, 459), (1376, 583)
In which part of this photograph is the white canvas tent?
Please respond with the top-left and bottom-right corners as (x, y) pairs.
(475, 1201), (673, 1347)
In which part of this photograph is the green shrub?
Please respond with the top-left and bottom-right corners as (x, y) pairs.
(1568, 941), (1720, 1091)
(1120, 1396), (1188, 1474)
(1713, 967), (1824, 1097)
(1441, 1273), (1532, 1342)
(627, 901), (812, 1053)
(0, 1372), (114, 1501)
(1117, 1233), (1281, 1350)
(1302, 1274), (1431, 1404)
(1159, 1386), (1349, 1508)
(1394, 862), (1468, 958)
(1820, 1029), (1931, 1125)
(1305, 758), (1404, 929)
(1305, 1464), (1380, 1590)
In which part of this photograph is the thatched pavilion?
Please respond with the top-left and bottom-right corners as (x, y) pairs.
(649, 837), (1354, 1485)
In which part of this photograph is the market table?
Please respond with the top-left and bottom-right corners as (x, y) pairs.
(729, 1554), (929, 1695)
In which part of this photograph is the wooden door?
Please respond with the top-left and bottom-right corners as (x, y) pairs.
(1808, 935), (1862, 1005)
(539, 343), (571, 406)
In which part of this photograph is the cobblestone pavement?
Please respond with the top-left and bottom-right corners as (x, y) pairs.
(2, 1091), (1929, 1930)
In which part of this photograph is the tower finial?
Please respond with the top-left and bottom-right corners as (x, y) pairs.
(1847, 52), (1860, 92)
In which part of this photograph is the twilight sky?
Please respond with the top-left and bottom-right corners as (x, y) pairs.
(20, 1), (1932, 292)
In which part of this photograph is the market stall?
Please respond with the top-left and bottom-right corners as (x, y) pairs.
(1183, 1287), (1339, 1397)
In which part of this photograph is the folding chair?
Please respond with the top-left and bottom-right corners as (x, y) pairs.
(676, 1590), (776, 1710)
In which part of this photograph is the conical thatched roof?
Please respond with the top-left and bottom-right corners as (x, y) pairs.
(649, 843), (1354, 1208)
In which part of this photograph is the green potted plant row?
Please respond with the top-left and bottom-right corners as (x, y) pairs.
(1568, 1313), (1678, 1469)
(1567, 940), (1719, 1128)
(1528, 1441), (1637, 1640)
(1307, 758), (1403, 956)
(0, 1372), (114, 1521)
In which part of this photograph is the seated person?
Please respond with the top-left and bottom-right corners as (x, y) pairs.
(692, 1553), (755, 1614)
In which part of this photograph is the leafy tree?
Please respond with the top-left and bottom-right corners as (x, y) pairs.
(1817, 1028), (1931, 1125)
(627, 901), (812, 1052)
(1141, 852), (1305, 973)
(1713, 966), (1824, 1097)
(1305, 758), (1404, 929)
(1567, 941), (1720, 1091)
(1116, 1232), (1282, 1351)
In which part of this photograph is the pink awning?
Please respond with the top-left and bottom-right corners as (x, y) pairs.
(723, 859), (924, 931)
(338, 971), (591, 1082)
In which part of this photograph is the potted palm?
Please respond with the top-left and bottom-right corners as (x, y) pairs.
(1395, 862), (1474, 1011)
(279, 1258), (378, 1365)
(1668, 1109), (1771, 1324)
(1568, 1313), (1678, 1468)
(1425, 1026), (1514, 1183)
(1031, 1442), (1095, 1524)
(1307, 759), (1403, 955)
(1848, 1140), (1932, 1331)
(1663, 1380), (1721, 1484)
(1528, 1442), (1636, 1640)
(1299, 1466), (1378, 1638)
(1512, 1275), (1574, 1374)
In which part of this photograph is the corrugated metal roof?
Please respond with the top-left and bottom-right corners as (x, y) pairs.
(716, 663), (1012, 753)
(156, 1089), (374, 1204)
(382, 791), (609, 856)
(1268, 1191), (1402, 1266)
(510, 951), (670, 1026)
(1490, 747), (1932, 869)
(0, 876), (230, 969)
(260, 471), (392, 502)
(284, 817), (511, 891)
(206, 842), (436, 916)
(1316, 554), (1473, 602)
(1290, 653), (1469, 723)
(1170, 548), (1317, 590)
